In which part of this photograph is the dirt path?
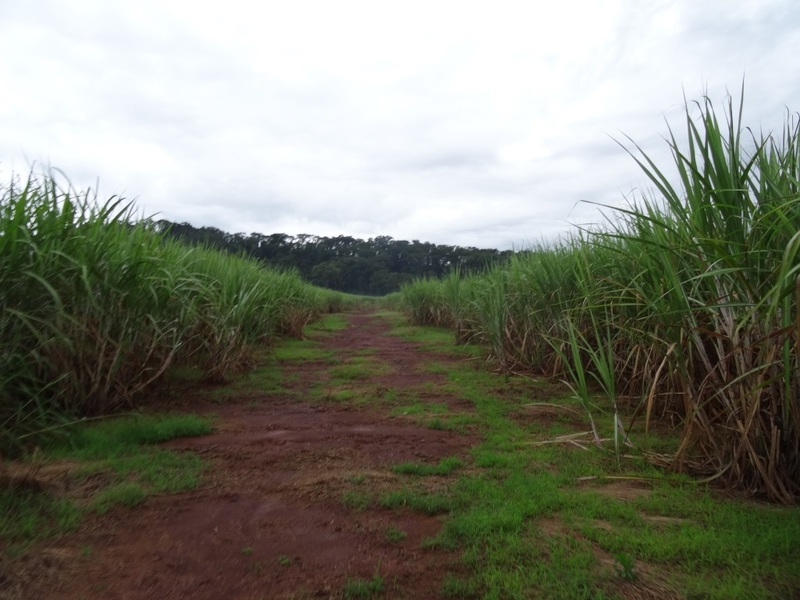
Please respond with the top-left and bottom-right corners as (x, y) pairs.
(25, 310), (477, 599)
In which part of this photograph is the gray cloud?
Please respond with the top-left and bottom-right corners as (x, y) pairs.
(1, 0), (798, 250)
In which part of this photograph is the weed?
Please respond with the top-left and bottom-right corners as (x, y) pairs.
(308, 313), (349, 333)
(375, 308), (800, 598)
(274, 340), (331, 362)
(329, 359), (390, 382)
(427, 418), (448, 431)
(390, 401), (449, 417)
(0, 488), (81, 542)
(380, 488), (452, 515)
(441, 574), (478, 598)
(614, 552), (637, 581)
(391, 456), (463, 476)
(0, 168), (339, 455)
(92, 482), (146, 514)
(45, 413), (212, 459)
(2, 412), (210, 551)
(342, 490), (371, 512)
(384, 526), (407, 543)
(343, 564), (384, 599)
(396, 87), (800, 503)
(324, 388), (357, 403)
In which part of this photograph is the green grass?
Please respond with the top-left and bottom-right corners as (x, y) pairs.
(390, 320), (482, 359)
(389, 400), (450, 416)
(343, 569), (385, 599)
(92, 482), (147, 514)
(329, 364), (374, 381)
(391, 456), (464, 476)
(329, 358), (391, 382)
(380, 487), (453, 516)
(44, 413), (212, 458)
(323, 388), (359, 403)
(0, 488), (82, 544)
(0, 168), (342, 455)
(375, 312), (800, 599)
(342, 490), (371, 512)
(384, 526), (407, 543)
(1, 412), (211, 553)
(273, 339), (332, 362)
(396, 87), (800, 504)
(307, 313), (349, 333)
(277, 553), (293, 566)
(425, 414), (478, 433)
(441, 574), (479, 598)
(388, 396), (478, 432)
(210, 349), (298, 401)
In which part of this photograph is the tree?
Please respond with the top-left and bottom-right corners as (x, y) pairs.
(156, 220), (513, 295)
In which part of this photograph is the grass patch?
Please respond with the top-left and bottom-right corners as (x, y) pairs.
(277, 553), (293, 566)
(380, 487), (452, 515)
(342, 490), (371, 512)
(273, 339), (332, 362)
(329, 358), (391, 382)
(391, 456), (464, 477)
(441, 574), (479, 599)
(213, 361), (288, 400)
(92, 482), (146, 514)
(374, 312), (800, 599)
(343, 570), (384, 599)
(389, 400), (450, 416)
(307, 313), (349, 333)
(0, 488), (82, 543)
(44, 413), (212, 458)
(323, 388), (359, 403)
(2, 412), (211, 555)
(384, 526), (407, 543)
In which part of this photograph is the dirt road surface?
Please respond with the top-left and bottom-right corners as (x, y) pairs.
(13, 311), (478, 599)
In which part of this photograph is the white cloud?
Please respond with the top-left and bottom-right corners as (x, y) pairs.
(1, 0), (798, 250)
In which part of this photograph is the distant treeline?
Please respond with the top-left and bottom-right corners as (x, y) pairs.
(153, 221), (513, 295)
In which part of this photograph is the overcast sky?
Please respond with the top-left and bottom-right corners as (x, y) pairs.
(1, 1), (798, 249)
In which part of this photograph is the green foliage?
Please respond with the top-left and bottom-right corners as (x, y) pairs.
(379, 487), (453, 515)
(329, 362), (378, 381)
(384, 526), (407, 543)
(161, 225), (511, 296)
(378, 311), (800, 599)
(0, 487), (81, 541)
(0, 168), (339, 455)
(396, 88), (800, 503)
(45, 413), (212, 458)
(106, 449), (204, 493)
(343, 570), (385, 599)
(391, 456), (464, 476)
(1, 411), (210, 554)
(342, 490), (371, 512)
(92, 482), (146, 514)
(613, 552), (636, 581)
(441, 574), (479, 598)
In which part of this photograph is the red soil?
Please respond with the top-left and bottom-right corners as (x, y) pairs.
(8, 310), (477, 600)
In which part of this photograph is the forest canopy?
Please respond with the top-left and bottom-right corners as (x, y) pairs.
(154, 220), (513, 295)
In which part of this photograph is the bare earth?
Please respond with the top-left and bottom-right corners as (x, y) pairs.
(12, 311), (478, 599)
